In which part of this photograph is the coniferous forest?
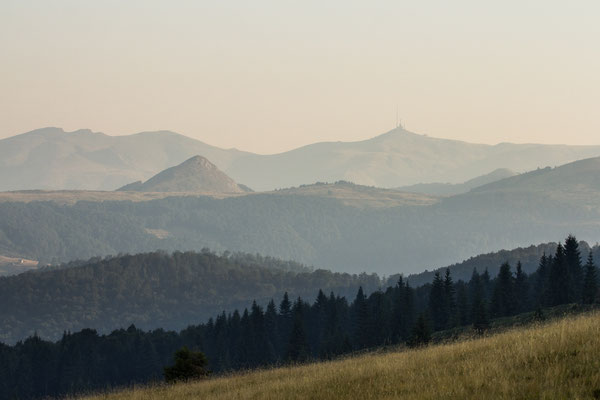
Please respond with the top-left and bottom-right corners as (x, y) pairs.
(0, 235), (597, 400)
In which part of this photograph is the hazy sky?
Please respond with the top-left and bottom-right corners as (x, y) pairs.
(1, 1), (599, 154)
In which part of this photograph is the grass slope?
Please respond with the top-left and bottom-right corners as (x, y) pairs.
(83, 311), (600, 400)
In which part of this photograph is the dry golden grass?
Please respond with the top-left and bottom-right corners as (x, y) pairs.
(82, 312), (600, 400)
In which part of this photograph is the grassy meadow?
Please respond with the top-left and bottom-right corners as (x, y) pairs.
(81, 311), (600, 400)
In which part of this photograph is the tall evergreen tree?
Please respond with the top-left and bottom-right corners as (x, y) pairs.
(564, 235), (584, 303)
(535, 253), (550, 306)
(368, 291), (391, 345)
(287, 299), (309, 362)
(470, 269), (489, 333)
(548, 243), (569, 306)
(278, 292), (293, 355)
(455, 283), (469, 326)
(352, 287), (370, 349)
(443, 268), (457, 328)
(428, 272), (447, 331)
(514, 261), (529, 313)
(582, 252), (598, 304)
(409, 312), (431, 347)
(490, 262), (516, 318)
(263, 300), (279, 363)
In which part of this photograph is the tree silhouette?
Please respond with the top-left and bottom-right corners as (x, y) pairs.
(582, 252), (598, 304)
(164, 347), (210, 383)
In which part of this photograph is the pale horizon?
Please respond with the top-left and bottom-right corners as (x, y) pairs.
(2, 1), (599, 153)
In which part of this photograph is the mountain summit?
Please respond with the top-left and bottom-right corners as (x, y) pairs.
(117, 155), (250, 193)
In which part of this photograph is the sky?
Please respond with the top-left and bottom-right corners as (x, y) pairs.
(1, 0), (599, 154)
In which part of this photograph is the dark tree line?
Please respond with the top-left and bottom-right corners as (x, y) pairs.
(0, 235), (597, 399)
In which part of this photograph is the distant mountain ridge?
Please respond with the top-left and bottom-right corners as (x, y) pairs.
(1, 126), (600, 191)
(117, 155), (250, 193)
(397, 168), (517, 196)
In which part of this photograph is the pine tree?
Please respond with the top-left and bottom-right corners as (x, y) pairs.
(481, 269), (492, 300)
(264, 300), (279, 363)
(443, 268), (456, 328)
(352, 287), (370, 349)
(582, 252), (598, 304)
(455, 283), (469, 326)
(535, 253), (550, 307)
(287, 299), (309, 362)
(368, 291), (391, 345)
(490, 262), (516, 318)
(428, 272), (447, 331)
(470, 270), (489, 333)
(548, 243), (569, 306)
(564, 235), (584, 303)
(277, 292), (293, 355)
(391, 276), (406, 342)
(514, 261), (529, 313)
(409, 313), (431, 347)
(401, 280), (415, 340)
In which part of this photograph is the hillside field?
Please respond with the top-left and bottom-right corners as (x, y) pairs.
(81, 311), (600, 400)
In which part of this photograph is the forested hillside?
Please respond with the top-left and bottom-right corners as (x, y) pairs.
(405, 241), (600, 287)
(0, 251), (381, 344)
(2, 161), (600, 276)
(1, 235), (597, 400)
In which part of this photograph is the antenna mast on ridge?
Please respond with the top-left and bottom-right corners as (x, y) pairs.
(395, 106), (403, 129)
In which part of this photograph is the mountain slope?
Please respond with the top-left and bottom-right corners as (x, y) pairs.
(82, 312), (600, 400)
(0, 157), (599, 276)
(0, 251), (382, 344)
(398, 168), (517, 196)
(117, 155), (249, 193)
(225, 128), (600, 190)
(0, 128), (248, 191)
(2, 127), (600, 191)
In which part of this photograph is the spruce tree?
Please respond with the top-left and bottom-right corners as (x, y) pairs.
(277, 292), (293, 354)
(548, 243), (569, 306)
(391, 276), (406, 342)
(514, 261), (529, 313)
(490, 262), (516, 318)
(564, 235), (584, 303)
(428, 272), (447, 331)
(400, 280), (415, 340)
(352, 287), (370, 349)
(535, 253), (550, 307)
(456, 283), (469, 326)
(582, 252), (598, 304)
(470, 270), (489, 333)
(287, 299), (309, 362)
(369, 291), (391, 345)
(409, 312), (431, 347)
(443, 268), (456, 328)
(264, 300), (279, 363)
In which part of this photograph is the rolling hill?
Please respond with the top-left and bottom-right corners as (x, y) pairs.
(397, 168), (517, 196)
(0, 157), (600, 276)
(0, 251), (382, 344)
(2, 127), (600, 191)
(117, 155), (250, 193)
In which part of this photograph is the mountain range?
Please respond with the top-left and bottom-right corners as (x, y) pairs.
(2, 127), (600, 191)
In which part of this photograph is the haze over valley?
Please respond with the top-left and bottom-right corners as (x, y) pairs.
(2, 2), (600, 399)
